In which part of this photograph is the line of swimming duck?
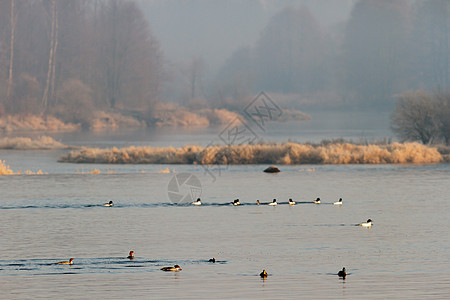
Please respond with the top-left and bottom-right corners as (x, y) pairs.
(104, 198), (372, 227)
(191, 197), (345, 206)
(103, 197), (345, 207)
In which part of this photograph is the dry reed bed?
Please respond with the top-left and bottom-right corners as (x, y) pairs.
(0, 160), (45, 175)
(0, 136), (70, 150)
(0, 115), (79, 132)
(0, 160), (14, 175)
(58, 142), (444, 164)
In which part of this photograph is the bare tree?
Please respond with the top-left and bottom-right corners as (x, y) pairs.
(50, 2), (58, 106)
(188, 56), (205, 100)
(41, 0), (58, 111)
(7, 0), (16, 99)
(0, 0), (163, 121)
(435, 91), (450, 144)
(391, 90), (440, 144)
(98, 0), (162, 110)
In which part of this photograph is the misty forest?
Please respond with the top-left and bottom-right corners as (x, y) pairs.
(0, 0), (449, 144)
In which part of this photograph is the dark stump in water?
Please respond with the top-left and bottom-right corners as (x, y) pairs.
(263, 166), (280, 173)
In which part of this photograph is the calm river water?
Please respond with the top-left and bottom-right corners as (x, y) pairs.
(1, 116), (449, 299)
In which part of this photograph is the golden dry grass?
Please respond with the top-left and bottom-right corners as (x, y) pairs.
(0, 136), (69, 150)
(0, 114), (80, 132)
(59, 142), (444, 165)
(90, 111), (146, 132)
(0, 160), (14, 175)
(0, 160), (47, 175)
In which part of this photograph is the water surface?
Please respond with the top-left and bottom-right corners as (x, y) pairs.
(1, 154), (449, 299)
(1, 120), (449, 299)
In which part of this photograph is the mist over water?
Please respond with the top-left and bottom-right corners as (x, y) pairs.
(45, 110), (393, 148)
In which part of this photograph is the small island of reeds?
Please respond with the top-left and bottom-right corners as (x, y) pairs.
(58, 141), (449, 165)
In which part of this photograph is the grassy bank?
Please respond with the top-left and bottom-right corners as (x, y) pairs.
(58, 142), (447, 165)
(0, 136), (71, 150)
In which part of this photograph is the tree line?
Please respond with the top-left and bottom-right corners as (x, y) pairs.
(0, 0), (449, 133)
(213, 0), (449, 111)
(0, 0), (162, 127)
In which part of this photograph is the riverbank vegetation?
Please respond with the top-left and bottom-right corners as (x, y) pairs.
(59, 141), (448, 165)
(0, 135), (70, 150)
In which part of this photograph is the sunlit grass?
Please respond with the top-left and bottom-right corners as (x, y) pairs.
(0, 160), (14, 175)
(0, 114), (80, 132)
(59, 141), (444, 165)
(0, 160), (47, 175)
(0, 135), (70, 150)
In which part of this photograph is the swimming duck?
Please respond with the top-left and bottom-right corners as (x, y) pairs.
(289, 198), (296, 205)
(57, 258), (74, 265)
(161, 265), (182, 272)
(192, 198), (202, 205)
(357, 219), (373, 227)
(333, 198), (343, 205)
(232, 199), (241, 206)
(260, 269), (268, 278)
(104, 201), (114, 207)
(268, 199), (277, 206)
(209, 258), (216, 263)
(127, 251), (135, 260)
(256, 200), (261, 205)
(313, 197), (321, 204)
(338, 267), (347, 278)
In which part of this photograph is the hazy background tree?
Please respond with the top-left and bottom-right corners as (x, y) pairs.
(0, 1), (10, 114)
(342, 0), (412, 109)
(213, 6), (332, 109)
(186, 56), (205, 101)
(163, 56), (207, 107)
(96, 0), (162, 110)
(6, 0), (16, 99)
(254, 6), (330, 94)
(411, 0), (449, 90)
(212, 47), (254, 110)
(2, 0), (48, 115)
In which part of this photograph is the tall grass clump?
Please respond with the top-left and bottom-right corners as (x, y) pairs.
(59, 142), (444, 165)
(0, 160), (14, 175)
